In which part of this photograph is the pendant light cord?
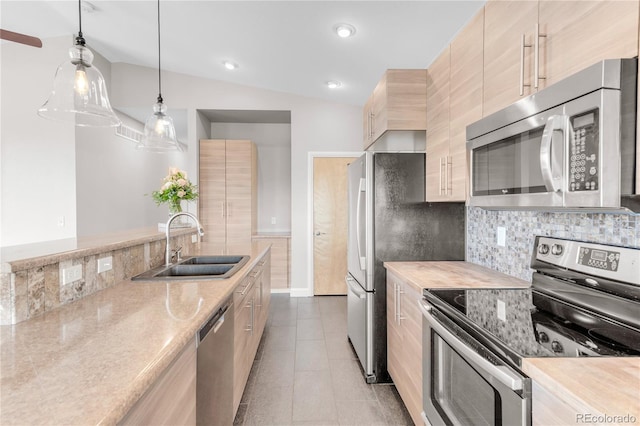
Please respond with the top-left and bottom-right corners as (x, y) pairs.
(156, 0), (163, 104)
(76, 0), (85, 46)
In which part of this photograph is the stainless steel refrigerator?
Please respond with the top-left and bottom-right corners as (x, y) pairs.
(346, 152), (465, 383)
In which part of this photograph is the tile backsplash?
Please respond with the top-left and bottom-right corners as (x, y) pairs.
(466, 207), (640, 281)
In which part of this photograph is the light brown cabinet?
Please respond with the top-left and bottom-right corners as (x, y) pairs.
(362, 69), (427, 149)
(426, 8), (483, 202)
(386, 271), (423, 426)
(119, 338), (197, 426)
(232, 251), (271, 416)
(252, 235), (289, 290)
(483, 0), (639, 117)
(199, 139), (257, 251)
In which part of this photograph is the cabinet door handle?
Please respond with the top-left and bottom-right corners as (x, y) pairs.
(534, 23), (547, 89)
(520, 34), (532, 96)
(439, 157), (445, 196)
(447, 156), (453, 195)
(397, 284), (405, 324)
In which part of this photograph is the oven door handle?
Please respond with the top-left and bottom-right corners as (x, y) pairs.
(540, 115), (567, 193)
(418, 300), (525, 392)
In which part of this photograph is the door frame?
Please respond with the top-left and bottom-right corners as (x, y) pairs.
(298, 151), (362, 298)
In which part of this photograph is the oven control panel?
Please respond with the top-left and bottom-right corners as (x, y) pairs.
(578, 247), (620, 272)
(569, 109), (599, 192)
(533, 236), (639, 286)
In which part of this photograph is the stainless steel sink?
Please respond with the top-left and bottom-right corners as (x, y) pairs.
(132, 255), (250, 281)
(181, 255), (247, 265)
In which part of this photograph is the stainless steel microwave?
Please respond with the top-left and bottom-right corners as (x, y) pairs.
(467, 58), (639, 212)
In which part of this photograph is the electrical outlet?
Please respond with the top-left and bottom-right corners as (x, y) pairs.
(62, 264), (83, 285)
(497, 227), (506, 247)
(97, 256), (112, 274)
(271, 217), (277, 225)
(497, 299), (506, 322)
(192, 234), (198, 243)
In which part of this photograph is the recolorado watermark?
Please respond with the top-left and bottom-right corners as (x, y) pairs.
(576, 413), (637, 424)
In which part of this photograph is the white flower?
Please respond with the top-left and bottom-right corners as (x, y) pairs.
(177, 178), (187, 187)
(169, 167), (179, 176)
(177, 190), (186, 198)
(161, 181), (172, 191)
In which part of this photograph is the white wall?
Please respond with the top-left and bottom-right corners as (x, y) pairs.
(211, 122), (292, 233)
(75, 113), (189, 236)
(1, 36), (77, 246)
(110, 63), (362, 294)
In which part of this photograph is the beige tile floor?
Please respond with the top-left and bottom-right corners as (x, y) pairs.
(234, 294), (414, 426)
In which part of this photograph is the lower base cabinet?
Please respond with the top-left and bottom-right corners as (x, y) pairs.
(233, 251), (271, 416)
(119, 338), (197, 426)
(386, 271), (423, 426)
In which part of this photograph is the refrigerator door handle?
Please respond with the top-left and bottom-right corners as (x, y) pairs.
(346, 276), (366, 299)
(356, 177), (367, 271)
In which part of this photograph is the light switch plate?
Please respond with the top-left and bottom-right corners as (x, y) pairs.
(497, 227), (506, 247)
(497, 299), (506, 322)
(192, 234), (198, 243)
(97, 256), (112, 274)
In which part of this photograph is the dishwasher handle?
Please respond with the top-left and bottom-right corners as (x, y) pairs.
(198, 302), (231, 344)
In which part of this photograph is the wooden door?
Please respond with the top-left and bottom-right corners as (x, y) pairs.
(199, 140), (226, 250)
(539, 0), (639, 89)
(313, 157), (355, 295)
(425, 47), (451, 201)
(448, 8), (484, 202)
(225, 140), (256, 245)
(483, 1), (538, 117)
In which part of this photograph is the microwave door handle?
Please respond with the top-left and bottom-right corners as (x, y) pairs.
(540, 115), (567, 192)
(356, 177), (366, 270)
(418, 300), (525, 392)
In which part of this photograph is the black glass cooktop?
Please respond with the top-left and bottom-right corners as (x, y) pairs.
(423, 286), (640, 367)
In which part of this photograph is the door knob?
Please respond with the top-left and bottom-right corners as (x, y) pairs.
(315, 231), (326, 236)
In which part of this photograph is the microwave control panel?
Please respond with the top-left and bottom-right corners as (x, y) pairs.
(569, 109), (599, 192)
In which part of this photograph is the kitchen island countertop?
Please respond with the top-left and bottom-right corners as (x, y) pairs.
(0, 241), (271, 425)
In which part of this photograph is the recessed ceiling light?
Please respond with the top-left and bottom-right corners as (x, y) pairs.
(334, 23), (356, 38)
(326, 81), (342, 89)
(223, 61), (238, 70)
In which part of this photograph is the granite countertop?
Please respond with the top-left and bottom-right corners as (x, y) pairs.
(0, 241), (271, 425)
(384, 260), (640, 422)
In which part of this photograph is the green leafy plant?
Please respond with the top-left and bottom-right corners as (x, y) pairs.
(151, 167), (198, 213)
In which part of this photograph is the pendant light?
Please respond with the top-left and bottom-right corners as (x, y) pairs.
(140, 0), (181, 152)
(38, 0), (120, 127)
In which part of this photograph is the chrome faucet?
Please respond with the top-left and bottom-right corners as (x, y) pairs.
(166, 212), (205, 266)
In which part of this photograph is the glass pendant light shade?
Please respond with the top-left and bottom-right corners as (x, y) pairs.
(139, 0), (181, 152)
(38, 43), (120, 127)
(141, 99), (182, 152)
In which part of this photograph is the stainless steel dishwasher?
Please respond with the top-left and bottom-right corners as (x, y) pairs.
(196, 298), (234, 425)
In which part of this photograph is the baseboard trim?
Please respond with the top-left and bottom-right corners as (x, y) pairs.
(289, 288), (314, 298)
(270, 289), (290, 294)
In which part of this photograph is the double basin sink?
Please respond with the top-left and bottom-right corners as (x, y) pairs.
(132, 255), (250, 281)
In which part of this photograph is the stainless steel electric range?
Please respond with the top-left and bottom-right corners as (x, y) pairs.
(420, 236), (640, 426)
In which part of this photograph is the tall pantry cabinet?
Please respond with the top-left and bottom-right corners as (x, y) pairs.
(199, 139), (257, 250)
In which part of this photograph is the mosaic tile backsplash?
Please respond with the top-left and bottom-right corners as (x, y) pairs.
(466, 207), (640, 282)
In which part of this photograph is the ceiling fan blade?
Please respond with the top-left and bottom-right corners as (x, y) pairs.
(0, 29), (42, 48)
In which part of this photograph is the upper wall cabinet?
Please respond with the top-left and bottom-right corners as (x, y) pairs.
(426, 8), (484, 202)
(483, 1), (538, 117)
(199, 139), (257, 251)
(483, 0), (639, 117)
(362, 69), (427, 149)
